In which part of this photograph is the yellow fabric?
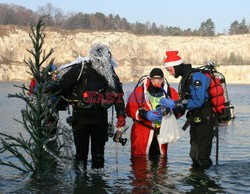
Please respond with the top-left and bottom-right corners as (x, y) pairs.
(147, 92), (165, 127)
(147, 92), (165, 110)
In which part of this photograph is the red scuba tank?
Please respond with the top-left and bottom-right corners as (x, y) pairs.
(205, 73), (225, 114)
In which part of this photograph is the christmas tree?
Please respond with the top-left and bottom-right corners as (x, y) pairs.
(0, 17), (59, 176)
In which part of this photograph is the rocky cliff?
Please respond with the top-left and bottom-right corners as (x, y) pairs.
(0, 25), (250, 83)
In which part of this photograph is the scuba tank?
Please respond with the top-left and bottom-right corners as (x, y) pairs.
(133, 75), (148, 92)
(133, 75), (170, 93)
(56, 56), (89, 80)
(201, 62), (235, 122)
(213, 71), (235, 121)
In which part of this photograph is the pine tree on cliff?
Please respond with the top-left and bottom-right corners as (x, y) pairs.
(0, 17), (59, 176)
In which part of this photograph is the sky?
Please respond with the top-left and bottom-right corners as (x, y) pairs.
(0, 0), (250, 33)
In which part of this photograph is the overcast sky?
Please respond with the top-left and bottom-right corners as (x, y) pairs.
(1, 0), (250, 33)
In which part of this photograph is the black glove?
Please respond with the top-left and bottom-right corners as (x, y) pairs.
(174, 99), (187, 111)
(138, 108), (147, 119)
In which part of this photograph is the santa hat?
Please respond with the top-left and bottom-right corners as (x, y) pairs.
(164, 51), (183, 67)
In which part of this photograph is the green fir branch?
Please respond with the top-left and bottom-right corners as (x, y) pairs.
(0, 159), (29, 173)
(0, 16), (59, 175)
(1, 139), (34, 172)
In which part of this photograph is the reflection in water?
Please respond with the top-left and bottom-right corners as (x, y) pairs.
(74, 171), (110, 194)
(130, 156), (168, 193)
(185, 167), (225, 193)
(44, 123), (75, 172)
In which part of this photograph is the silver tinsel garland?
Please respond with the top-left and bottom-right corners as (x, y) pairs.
(89, 44), (116, 89)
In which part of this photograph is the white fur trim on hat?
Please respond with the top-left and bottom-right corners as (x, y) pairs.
(164, 59), (183, 67)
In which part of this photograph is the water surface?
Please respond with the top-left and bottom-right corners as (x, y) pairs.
(0, 82), (250, 193)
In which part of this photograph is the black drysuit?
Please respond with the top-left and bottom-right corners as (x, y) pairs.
(58, 61), (126, 168)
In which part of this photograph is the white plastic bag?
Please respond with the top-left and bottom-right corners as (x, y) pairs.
(157, 110), (181, 144)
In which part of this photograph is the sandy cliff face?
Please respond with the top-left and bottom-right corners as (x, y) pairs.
(0, 25), (250, 83)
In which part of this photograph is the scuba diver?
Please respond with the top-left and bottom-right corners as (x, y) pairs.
(49, 44), (126, 169)
(160, 51), (224, 168)
(126, 68), (182, 157)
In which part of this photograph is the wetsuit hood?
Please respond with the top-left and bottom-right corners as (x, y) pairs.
(173, 63), (192, 78)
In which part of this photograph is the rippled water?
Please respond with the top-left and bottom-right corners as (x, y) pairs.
(0, 81), (250, 193)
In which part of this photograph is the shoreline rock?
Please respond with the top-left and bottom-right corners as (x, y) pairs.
(0, 25), (250, 84)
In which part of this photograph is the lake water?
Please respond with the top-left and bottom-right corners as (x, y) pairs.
(0, 81), (250, 193)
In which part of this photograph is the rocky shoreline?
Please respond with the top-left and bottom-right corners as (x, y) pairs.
(0, 25), (250, 84)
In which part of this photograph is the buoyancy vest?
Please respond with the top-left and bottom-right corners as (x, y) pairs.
(133, 76), (181, 118)
(60, 61), (118, 110)
(130, 76), (172, 130)
(179, 68), (225, 114)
